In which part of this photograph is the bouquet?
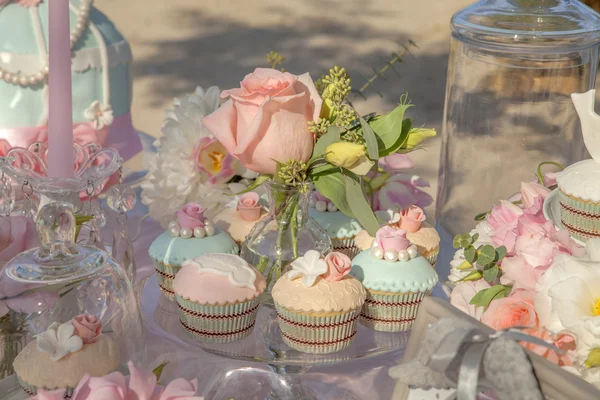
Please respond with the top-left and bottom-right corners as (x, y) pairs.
(448, 163), (600, 387)
(201, 52), (436, 262)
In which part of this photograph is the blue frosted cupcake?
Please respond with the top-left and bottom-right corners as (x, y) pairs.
(351, 226), (438, 332)
(149, 202), (238, 300)
(309, 191), (362, 258)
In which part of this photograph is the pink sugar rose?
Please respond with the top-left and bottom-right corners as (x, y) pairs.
(322, 252), (352, 282)
(237, 192), (261, 221)
(176, 202), (206, 229)
(450, 279), (491, 320)
(202, 68), (321, 175)
(375, 226), (410, 253)
(520, 328), (575, 367)
(398, 205), (426, 233)
(193, 137), (236, 184)
(72, 314), (102, 344)
(481, 290), (538, 331)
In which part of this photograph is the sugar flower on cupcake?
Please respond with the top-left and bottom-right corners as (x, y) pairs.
(370, 226), (418, 263)
(288, 250), (352, 286)
(36, 314), (102, 361)
(237, 192), (262, 221)
(398, 205), (426, 232)
(168, 202), (216, 239)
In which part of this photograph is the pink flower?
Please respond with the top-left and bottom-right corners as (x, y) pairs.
(176, 202), (206, 229)
(520, 182), (551, 210)
(237, 192), (261, 221)
(202, 68), (321, 175)
(0, 216), (38, 266)
(312, 191), (329, 203)
(500, 255), (540, 292)
(193, 137), (236, 184)
(398, 205), (426, 233)
(450, 279), (491, 320)
(72, 314), (102, 344)
(487, 200), (523, 230)
(520, 328), (575, 367)
(373, 173), (432, 212)
(379, 154), (414, 171)
(481, 290), (538, 331)
(375, 226), (410, 253)
(322, 252), (352, 282)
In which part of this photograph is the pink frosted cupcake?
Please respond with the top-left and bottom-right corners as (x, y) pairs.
(173, 253), (266, 343)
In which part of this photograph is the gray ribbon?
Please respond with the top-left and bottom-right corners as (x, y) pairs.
(427, 326), (563, 400)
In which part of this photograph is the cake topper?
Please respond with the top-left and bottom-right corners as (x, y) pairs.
(169, 202), (216, 239)
(237, 192), (262, 221)
(371, 226), (418, 263)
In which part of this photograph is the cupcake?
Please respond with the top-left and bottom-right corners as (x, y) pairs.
(149, 202), (239, 300)
(309, 191), (362, 258)
(13, 315), (119, 396)
(354, 206), (440, 266)
(351, 226), (438, 332)
(272, 250), (366, 354)
(557, 159), (600, 241)
(173, 253), (266, 343)
(214, 192), (268, 245)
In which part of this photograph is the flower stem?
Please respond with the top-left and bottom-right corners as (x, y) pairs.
(536, 161), (565, 186)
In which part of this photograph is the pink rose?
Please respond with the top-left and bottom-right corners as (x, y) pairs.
(0, 216), (38, 266)
(450, 279), (491, 320)
(398, 205), (426, 233)
(520, 182), (551, 211)
(176, 202), (206, 229)
(499, 255), (542, 292)
(193, 137), (236, 184)
(202, 68), (321, 175)
(481, 290), (538, 331)
(375, 226), (410, 253)
(520, 328), (575, 367)
(72, 314), (102, 344)
(237, 192), (261, 221)
(322, 252), (352, 282)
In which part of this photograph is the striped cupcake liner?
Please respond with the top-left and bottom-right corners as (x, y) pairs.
(176, 296), (260, 343)
(424, 248), (439, 266)
(331, 237), (359, 259)
(275, 305), (361, 354)
(360, 291), (430, 332)
(18, 377), (74, 398)
(153, 260), (181, 301)
(559, 191), (600, 241)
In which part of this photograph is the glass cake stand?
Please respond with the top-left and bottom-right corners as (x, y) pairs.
(141, 274), (425, 399)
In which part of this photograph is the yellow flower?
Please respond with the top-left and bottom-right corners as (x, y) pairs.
(325, 142), (365, 168)
(585, 348), (600, 369)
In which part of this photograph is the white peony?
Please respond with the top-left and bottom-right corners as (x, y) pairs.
(141, 86), (251, 228)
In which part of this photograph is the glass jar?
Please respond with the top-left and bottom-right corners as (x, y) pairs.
(240, 181), (331, 302)
(436, 0), (600, 278)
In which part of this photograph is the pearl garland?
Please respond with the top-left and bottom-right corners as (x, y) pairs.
(0, 0), (94, 86)
(168, 220), (216, 239)
(370, 239), (420, 263)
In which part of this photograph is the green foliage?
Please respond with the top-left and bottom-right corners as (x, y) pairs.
(152, 361), (168, 381)
(368, 103), (412, 156)
(313, 170), (354, 217)
(234, 175), (270, 195)
(360, 117), (379, 159)
(343, 173), (380, 235)
(454, 233), (508, 285)
(266, 51), (286, 71)
(312, 126), (341, 160)
(469, 285), (512, 310)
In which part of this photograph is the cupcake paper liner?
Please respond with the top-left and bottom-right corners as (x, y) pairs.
(176, 295), (260, 343)
(153, 260), (180, 301)
(559, 191), (600, 241)
(18, 377), (74, 398)
(331, 237), (359, 259)
(275, 305), (361, 354)
(360, 290), (430, 332)
(423, 248), (439, 267)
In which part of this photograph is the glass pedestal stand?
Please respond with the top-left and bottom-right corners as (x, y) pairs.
(141, 274), (412, 399)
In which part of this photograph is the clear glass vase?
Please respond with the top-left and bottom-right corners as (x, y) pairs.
(435, 0), (600, 278)
(240, 181), (331, 302)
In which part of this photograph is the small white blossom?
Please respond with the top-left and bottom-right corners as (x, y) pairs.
(84, 101), (114, 130)
(36, 321), (83, 361)
(287, 250), (328, 287)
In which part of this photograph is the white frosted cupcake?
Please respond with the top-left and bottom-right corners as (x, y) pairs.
(272, 250), (366, 354)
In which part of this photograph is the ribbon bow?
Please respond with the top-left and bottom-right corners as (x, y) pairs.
(428, 326), (562, 400)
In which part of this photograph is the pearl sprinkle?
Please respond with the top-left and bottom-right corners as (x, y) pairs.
(169, 219), (216, 238)
(370, 243), (420, 262)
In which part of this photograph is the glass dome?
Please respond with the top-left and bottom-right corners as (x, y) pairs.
(435, 0), (600, 278)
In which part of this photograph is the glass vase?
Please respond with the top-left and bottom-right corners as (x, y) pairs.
(240, 181), (331, 302)
(435, 0), (600, 279)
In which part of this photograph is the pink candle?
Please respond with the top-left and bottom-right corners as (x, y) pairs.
(47, 0), (74, 178)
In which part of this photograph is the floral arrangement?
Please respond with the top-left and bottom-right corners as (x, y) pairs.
(201, 53), (435, 261)
(448, 165), (600, 387)
(27, 361), (203, 400)
(288, 250), (352, 286)
(141, 86), (257, 228)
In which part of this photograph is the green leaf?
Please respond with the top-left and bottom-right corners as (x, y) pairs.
(368, 103), (413, 156)
(469, 284), (511, 310)
(474, 211), (489, 221)
(471, 233), (479, 243)
(343, 173), (380, 235)
(461, 270), (483, 282)
(456, 260), (473, 270)
(469, 290), (487, 307)
(234, 175), (269, 195)
(453, 234), (462, 249)
(75, 215), (94, 224)
(152, 361), (168, 381)
(476, 244), (496, 266)
(367, 172), (389, 192)
(464, 246), (477, 264)
(403, 127), (436, 149)
(496, 246), (507, 262)
(360, 117), (379, 160)
(483, 265), (499, 284)
(313, 171), (353, 217)
(312, 125), (341, 159)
